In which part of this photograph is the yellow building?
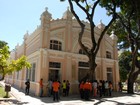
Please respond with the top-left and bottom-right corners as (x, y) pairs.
(5, 8), (120, 96)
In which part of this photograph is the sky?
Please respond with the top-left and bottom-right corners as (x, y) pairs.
(0, 0), (111, 51)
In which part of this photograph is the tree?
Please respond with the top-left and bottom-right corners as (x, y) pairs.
(60, 0), (117, 81)
(108, 0), (140, 93)
(0, 40), (7, 49)
(118, 51), (131, 82)
(0, 46), (31, 80)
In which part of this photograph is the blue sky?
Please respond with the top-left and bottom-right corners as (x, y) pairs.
(0, 0), (111, 50)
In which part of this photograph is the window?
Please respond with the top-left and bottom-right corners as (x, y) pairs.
(17, 71), (19, 79)
(32, 63), (36, 81)
(26, 68), (31, 80)
(50, 40), (62, 51)
(79, 49), (86, 55)
(106, 51), (112, 59)
(79, 62), (89, 67)
(26, 63), (36, 82)
(78, 62), (89, 82)
(49, 62), (61, 68)
(49, 62), (61, 81)
(107, 68), (113, 82)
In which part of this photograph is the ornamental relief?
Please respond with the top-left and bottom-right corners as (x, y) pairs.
(106, 42), (113, 50)
(105, 36), (113, 45)
(105, 60), (114, 65)
(72, 31), (79, 44)
(51, 32), (64, 40)
(72, 31), (92, 44)
(48, 51), (64, 58)
(51, 20), (66, 28)
(49, 53), (56, 57)
(56, 54), (64, 58)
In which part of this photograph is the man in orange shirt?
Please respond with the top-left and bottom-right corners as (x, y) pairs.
(39, 78), (43, 97)
(52, 79), (60, 101)
(83, 79), (92, 100)
(79, 81), (84, 99)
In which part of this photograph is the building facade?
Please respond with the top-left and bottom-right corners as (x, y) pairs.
(5, 8), (120, 96)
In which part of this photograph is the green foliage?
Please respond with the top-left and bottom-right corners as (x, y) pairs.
(80, 0), (85, 3)
(0, 86), (6, 98)
(107, 20), (129, 49)
(0, 40), (7, 49)
(0, 46), (31, 80)
(108, 0), (140, 50)
(119, 50), (131, 82)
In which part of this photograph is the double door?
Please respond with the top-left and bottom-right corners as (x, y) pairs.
(49, 69), (60, 81)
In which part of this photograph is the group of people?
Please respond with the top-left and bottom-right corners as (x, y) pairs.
(79, 79), (113, 100)
(25, 78), (70, 100)
(25, 78), (115, 102)
(38, 78), (70, 101)
(46, 79), (70, 101)
(61, 80), (70, 96)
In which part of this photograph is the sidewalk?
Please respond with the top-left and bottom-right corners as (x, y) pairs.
(0, 81), (140, 105)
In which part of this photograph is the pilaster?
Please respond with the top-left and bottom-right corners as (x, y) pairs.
(63, 7), (73, 52)
(40, 7), (52, 48)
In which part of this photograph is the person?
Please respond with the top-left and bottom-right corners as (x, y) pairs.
(92, 80), (98, 97)
(98, 80), (102, 97)
(66, 80), (70, 96)
(79, 81), (84, 99)
(25, 79), (30, 95)
(83, 79), (92, 100)
(105, 81), (109, 96)
(58, 80), (61, 100)
(118, 81), (123, 92)
(108, 81), (113, 96)
(62, 80), (66, 96)
(102, 80), (105, 96)
(52, 79), (60, 101)
(39, 78), (43, 97)
(47, 79), (52, 97)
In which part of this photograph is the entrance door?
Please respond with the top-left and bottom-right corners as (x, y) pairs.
(49, 69), (60, 81)
(107, 68), (113, 82)
(78, 68), (89, 82)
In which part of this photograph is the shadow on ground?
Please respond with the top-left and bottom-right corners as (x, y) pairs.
(94, 99), (140, 105)
(0, 99), (29, 105)
(2, 84), (140, 105)
(25, 91), (140, 104)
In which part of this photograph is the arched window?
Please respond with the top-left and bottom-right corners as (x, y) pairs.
(50, 40), (62, 51)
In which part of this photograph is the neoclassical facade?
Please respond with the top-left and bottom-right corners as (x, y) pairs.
(5, 8), (120, 96)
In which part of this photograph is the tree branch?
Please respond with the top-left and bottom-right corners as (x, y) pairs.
(95, 2), (117, 54)
(68, 0), (90, 56)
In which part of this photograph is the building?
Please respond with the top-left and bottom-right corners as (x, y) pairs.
(5, 8), (120, 96)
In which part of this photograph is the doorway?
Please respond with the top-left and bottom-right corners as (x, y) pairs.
(49, 69), (60, 81)
(107, 68), (113, 82)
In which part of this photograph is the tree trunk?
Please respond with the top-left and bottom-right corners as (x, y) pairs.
(89, 55), (97, 81)
(0, 74), (4, 81)
(127, 76), (134, 94)
(81, 56), (97, 82)
(0, 69), (5, 81)
(92, 70), (96, 81)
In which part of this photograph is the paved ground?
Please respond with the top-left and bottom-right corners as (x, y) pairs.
(0, 81), (140, 105)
